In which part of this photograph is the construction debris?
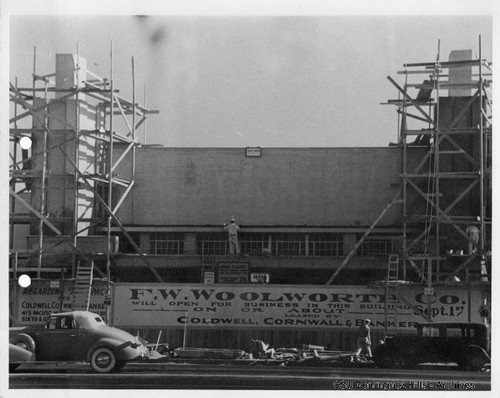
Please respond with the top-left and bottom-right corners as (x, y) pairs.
(143, 338), (373, 368)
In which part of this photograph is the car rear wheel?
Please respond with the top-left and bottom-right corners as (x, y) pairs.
(464, 345), (490, 371)
(90, 347), (117, 373)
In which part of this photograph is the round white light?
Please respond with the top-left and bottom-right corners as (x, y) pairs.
(19, 136), (32, 150)
(18, 274), (32, 288)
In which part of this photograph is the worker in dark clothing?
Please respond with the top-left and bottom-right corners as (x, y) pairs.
(355, 319), (372, 358)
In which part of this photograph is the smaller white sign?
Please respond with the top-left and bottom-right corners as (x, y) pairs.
(250, 273), (270, 284)
(245, 147), (262, 157)
(204, 271), (215, 284)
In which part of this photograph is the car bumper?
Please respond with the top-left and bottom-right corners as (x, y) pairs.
(115, 343), (148, 361)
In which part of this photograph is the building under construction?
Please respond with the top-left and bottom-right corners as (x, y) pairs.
(8, 41), (492, 352)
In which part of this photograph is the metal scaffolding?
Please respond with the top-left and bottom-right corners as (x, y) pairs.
(386, 38), (492, 286)
(9, 46), (165, 310)
(325, 37), (492, 332)
(377, 37), (492, 332)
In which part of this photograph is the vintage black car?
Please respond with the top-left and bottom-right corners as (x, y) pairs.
(374, 322), (490, 371)
(9, 311), (148, 373)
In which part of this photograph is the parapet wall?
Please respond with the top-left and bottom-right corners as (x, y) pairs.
(115, 146), (421, 227)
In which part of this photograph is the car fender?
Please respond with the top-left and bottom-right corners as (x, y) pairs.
(10, 333), (36, 356)
(86, 338), (139, 362)
(86, 338), (121, 361)
(464, 344), (491, 371)
(10, 343), (34, 363)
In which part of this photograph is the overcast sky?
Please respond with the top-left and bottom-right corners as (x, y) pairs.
(6, 10), (494, 148)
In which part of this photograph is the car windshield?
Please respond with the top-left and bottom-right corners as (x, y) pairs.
(75, 313), (106, 329)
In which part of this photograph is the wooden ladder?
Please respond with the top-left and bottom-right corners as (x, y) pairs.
(384, 254), (400, 335)
(72, 260), (94, 311)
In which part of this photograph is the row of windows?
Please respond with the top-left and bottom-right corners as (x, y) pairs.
(197, 233), (343, 256)
(150, 233), (184, 255)
(147, 232), (397, 257)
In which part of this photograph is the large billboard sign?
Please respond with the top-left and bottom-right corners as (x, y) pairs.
(112, 284), (481, 330)
(10, 280), (108, 326)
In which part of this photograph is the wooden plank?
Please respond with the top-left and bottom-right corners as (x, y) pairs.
(408, 82), (480, 89)
(386, 99), (433, 106)
(112, 110), (160, 115)
(407, 256), (444, 261)
(9, 267), (64, 273)
(326, 192), (401, 285)
(9, 128), (45, 136)
(397, 110), (432, 124)
(403, 172), (478, 179)
(112, 178), (133, 188)
(404, 129), (434, 136)
(397, 69), (444, 75)
(9, 214), (33, 223)
(10, 170), (42, 177)
(437, 150), (465, 155)
(404, 59), (480, 68)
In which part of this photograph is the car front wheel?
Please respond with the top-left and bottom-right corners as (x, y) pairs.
(90, 347), (117, 373)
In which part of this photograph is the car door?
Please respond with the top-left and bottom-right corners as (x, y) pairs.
(420, 325), (441, 362)
(36, 316), (83, 361)
(443, 326), (464, 361)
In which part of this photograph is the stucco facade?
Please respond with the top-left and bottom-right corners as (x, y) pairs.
(114, 146), (421, 228)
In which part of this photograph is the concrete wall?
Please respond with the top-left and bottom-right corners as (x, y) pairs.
(116, 147), (412, 227)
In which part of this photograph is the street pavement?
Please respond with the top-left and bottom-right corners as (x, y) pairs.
(9, 362), (491, 390)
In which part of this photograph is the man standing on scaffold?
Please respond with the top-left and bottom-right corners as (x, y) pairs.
(223, 218), (240, 254)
